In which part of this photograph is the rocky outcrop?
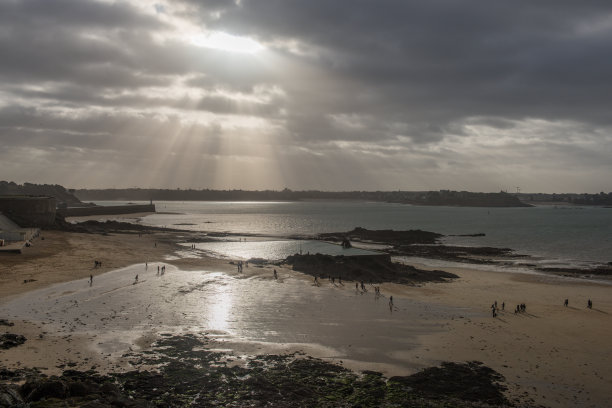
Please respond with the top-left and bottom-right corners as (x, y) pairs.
(319, 227), (442, 245)
(285, 253), (457, 283)
(0, 334), (526, 407)
(0, 334), (26, 350)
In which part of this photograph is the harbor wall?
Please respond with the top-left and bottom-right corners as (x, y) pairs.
(57, 204), (155, 217)
(0, 196), (56, 227)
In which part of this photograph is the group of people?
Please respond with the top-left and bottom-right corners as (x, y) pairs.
(565, 298), (594, 308)
(327, 275), (342, 284)
(489, 301), (526, 317)
(490, 301), (505, 317)
(514, 303), (527, 314)
(93, 260), (103, 268)
(355, 281), (367, 292)
(491, 298), (599, 318)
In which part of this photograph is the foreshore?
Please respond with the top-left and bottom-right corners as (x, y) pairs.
(1, 228), (612, 407)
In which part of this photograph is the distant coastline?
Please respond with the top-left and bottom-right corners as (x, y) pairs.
(73, 188), (531, 207)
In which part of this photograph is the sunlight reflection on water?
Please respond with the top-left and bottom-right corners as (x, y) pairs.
(1, 263), (475, 370)
(185, 239), (379, 260)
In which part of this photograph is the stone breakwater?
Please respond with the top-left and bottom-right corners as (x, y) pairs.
(57, 204), (155, 217)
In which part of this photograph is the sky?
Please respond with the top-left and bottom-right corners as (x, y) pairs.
(1, 0), (611, 193)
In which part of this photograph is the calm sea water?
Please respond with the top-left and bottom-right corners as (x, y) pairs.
(95, 200), (612, 266)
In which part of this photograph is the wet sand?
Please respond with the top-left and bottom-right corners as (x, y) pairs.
(2, 230), (612, 407)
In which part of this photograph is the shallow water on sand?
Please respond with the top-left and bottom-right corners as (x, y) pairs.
(1, 264), (475, 371)
(184, 239), (380, 260)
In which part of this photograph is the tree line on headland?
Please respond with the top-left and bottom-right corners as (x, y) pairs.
(73, 187), (532, 206)
(3, 181), (611, 207)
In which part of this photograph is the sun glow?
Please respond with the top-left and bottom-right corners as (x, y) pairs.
(192, 32), (264, 54)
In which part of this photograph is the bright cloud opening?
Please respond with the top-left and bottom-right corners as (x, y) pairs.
(192, 32), (264, 54)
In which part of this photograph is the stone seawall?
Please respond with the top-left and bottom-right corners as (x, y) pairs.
(0, 196), (56, 227)
(58, 204), (155, 217)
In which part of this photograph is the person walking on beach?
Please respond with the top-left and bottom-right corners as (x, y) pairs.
(135, 274), (139, 283)
(501, 302), (505, 311)
(588, 299), (592, 309)
(389, 296), (394, 312)
(273, 269), (278, 279)
(89, 275), (93, 286)
(564, 299), (569, 307)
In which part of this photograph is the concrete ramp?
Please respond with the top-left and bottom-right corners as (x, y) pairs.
(0, 212), (40, 252)
(0, 212), (21, 231)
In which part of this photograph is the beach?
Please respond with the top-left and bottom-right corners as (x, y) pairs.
(1, 229), (612, 407)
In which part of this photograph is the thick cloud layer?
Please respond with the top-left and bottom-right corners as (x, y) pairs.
(1, 0), (611, 192)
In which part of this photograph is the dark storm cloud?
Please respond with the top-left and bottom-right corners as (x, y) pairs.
(0, 0), (161, 29)
(190, 0), (612, 126)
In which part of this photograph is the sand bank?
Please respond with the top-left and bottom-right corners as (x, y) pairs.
(2, 230), (612, 407)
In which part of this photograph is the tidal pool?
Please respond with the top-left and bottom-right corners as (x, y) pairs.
(184, 239), (380, 260)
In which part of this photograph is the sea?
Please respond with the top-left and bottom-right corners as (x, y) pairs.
(92, 200), (612, 272)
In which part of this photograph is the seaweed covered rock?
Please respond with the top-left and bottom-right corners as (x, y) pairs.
(0, 334), (533, 407)
(319, 227), (443, 246)
(285, 253), (457, 284)
(0, 334), (26, 350)
(0, 384), (24, 408)
(389, 361), (510, 406)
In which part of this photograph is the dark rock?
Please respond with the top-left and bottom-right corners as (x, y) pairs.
(0, 384), (25, 408)
(22, 378), (68, 401)
(319, 227), (443, 245)
(0, 334), (26, 350)
(392, 244), (516, 264)
(388, 361), (509, 406)
(285, 253), (457, 284)
(80, 401), (113, 408)
(68, 380), (99, 397)
(536, 266), (612, 276)
(0, 334), (534, 407)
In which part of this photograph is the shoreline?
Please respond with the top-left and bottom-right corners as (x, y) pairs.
(2, 228), (612, 407)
